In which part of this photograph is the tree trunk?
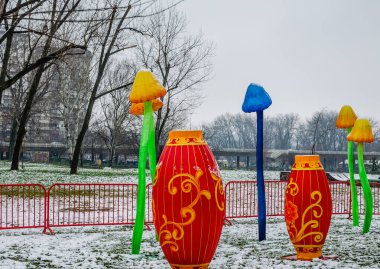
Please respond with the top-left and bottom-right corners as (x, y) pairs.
(8, 118), (18, 160)
(109, 147), (114, 168)
(70, 97), (95, 174)
(11, 64), (45, 170)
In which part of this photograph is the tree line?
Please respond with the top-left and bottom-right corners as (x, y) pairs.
(201, 110), (380, 153)
(0, 0), (213, 173)
(2, 1), (377, 173)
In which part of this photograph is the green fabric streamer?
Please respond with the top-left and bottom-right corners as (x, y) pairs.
(148, 112), (157, 183)
(148, 112), (158, 242)
(357, 143), (373, 233)
(132, 101), (153, 254)
(347, 128), (359, 226)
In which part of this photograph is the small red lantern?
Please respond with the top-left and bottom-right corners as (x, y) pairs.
(284, 155), (332, 260)
(152, 130), (225, 269)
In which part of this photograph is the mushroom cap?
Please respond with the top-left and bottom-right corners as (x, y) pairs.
(242, 83), (272, 113)
(347, 119), (374, 143)
(129, 69), (167, 103)
(336, 105), (357, 129)
(129, 99), (164, 115)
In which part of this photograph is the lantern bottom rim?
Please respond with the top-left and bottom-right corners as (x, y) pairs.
(296, 250), (322, 261)
(170, 262), (209, 269)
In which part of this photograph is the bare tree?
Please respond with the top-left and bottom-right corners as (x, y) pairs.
(268, 113), (299, 150)
(53, 49), (92, 162)
(295, 109), (345, 153)
(0, 29), (58, 160)
(95, 62), (134, 167)
(11, 0), (89, 170)
(135, 7), (214, 153)
(204, 114), (238, 149)
(0, 0), (47, 102)
(70, 0), (147, 174)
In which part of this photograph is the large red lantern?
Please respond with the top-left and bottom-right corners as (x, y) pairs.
(284, 155), (332, 260)
(152, 130), (225, 269)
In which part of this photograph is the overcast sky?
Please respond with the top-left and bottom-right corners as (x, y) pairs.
(177, 0), (380, 126)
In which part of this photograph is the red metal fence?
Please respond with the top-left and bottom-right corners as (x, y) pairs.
(0, 181), (379, 233)
(46, 183), (140, 234)
(0, 184), (47, 231)
(224, 181), (380, 221)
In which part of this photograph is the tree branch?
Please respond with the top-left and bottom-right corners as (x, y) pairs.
(0, 44), (87, 91)
(95, 82), (133, 100)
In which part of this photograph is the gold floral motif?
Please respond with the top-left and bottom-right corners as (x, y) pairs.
(166, 136), (207, 146)
(159, 168), (211, 252)
(285, 200), (299, 224)
(292, 161), (323, 171)
(153, 161), (162, 186)
(294, 245), (322, 252)
(286, 191), (324, 244)
(159, 215), (183, 252)
(286, 177), (299, 196)
(152, 199), (156, 222)
(294, 245), (323, 259)
(210, 169), (225, 212)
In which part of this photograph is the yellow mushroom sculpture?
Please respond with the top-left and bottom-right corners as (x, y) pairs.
(336, 105), (359, 226)
(347, 119), (374, 233)
(129, 70), (166, 254)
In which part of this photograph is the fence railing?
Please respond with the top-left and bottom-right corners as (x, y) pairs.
(0, 184), (47, 231)
(46, 183), (140, 234)
(224, 181), (380, 221)
(0, 181), (379, 233)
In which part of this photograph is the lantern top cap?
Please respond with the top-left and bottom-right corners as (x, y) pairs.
(129, 99), (163, 115)
(129, 69), (167, 103)
(347, 119), (374, 143)
(242, 83), (272, 113)
(166, 130), (207, 146)
(294, 155), (321, 163)
(168, 130), (204, 140)
(336, 105), (357, 129)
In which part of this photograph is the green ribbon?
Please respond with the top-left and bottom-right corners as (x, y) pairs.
(132, 101), (153, 254)
(357, 143), (373, 233)
(148, 111), (157, 183)
(347, 128), (359, 226)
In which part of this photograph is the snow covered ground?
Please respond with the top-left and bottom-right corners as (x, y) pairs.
(0, 216), (379, 268)
(0, 162), (141, 186)
(0, 163), (379, 268)
(0, 162), (279, 186)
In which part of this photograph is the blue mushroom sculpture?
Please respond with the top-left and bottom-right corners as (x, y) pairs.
(242, 83), (272, 241)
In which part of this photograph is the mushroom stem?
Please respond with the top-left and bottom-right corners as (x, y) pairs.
(148, 109), (158, 242)
(357, 142), (373, 233)
(132, 101), (153, 254)
(346, 128), (359, 226)
(256, 110), (266, 241)
(148, 112), (157, 183)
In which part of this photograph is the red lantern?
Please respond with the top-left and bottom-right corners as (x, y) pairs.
(152, 130), (225, 269)
(284, 155), (332, 260)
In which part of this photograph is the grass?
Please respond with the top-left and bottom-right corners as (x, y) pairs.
(0, 161), (141, 187)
